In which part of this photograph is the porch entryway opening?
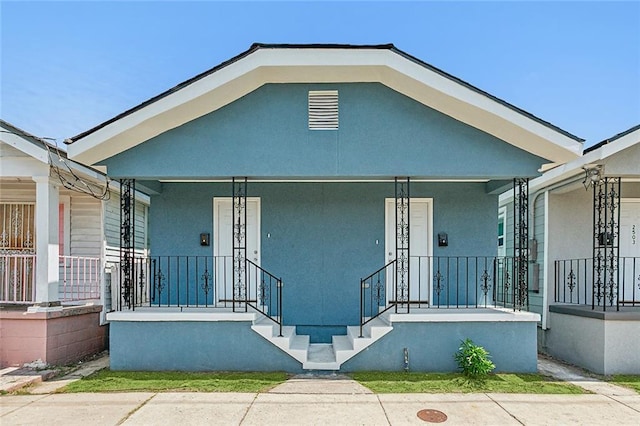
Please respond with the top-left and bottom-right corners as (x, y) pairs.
(620, 199), (640, 304)
(213, 197), (261, 307)
(384, 197), (432, 307)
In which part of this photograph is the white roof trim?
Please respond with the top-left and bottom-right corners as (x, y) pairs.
(529, 127), (640, 192)
(1, 122), (110, 185)
(1, 126), (49, 164)
(68, 47), (583, 165)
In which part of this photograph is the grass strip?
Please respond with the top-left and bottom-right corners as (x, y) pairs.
(611, 375), (640, 393)
(350, 371), (587, 394)
(59, 370), (287, 393)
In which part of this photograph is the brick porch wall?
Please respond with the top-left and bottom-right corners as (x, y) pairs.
(0, 305), (107, 368)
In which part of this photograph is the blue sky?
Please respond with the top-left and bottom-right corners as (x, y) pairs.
(1, 1), (639, 148)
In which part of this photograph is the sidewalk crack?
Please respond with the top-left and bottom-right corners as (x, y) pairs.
(116, 393), (157, 425)
(485, 393), (525, 425)
(0, 394), (49, 418)
(376, 394), (392, 425)
(238, 393), (259, 425)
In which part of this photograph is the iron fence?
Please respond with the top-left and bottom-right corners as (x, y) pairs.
(361, 256), (520, 335)
(555, 257), (640, 310)
(121, 255), (283, 331)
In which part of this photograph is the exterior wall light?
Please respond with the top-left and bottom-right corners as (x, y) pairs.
(582, 165), (602, 190)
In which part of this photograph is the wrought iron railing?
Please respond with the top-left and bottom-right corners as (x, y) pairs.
(59, 255), (101, 301)
(360, 256), (520, 336)
(122, 255), (283, 334)
(555, 257), (640, 310)
(0, 253), (36, 303)
(360, 259), (396, 337)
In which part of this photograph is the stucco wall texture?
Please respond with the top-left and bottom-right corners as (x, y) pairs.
(0, 305), (106, 367)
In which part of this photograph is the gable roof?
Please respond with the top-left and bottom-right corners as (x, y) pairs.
(1, 119), (153, 202)
(1, 119), (61, 164)
(527, 124), (640, 193)
(67, 43), (584, 165)
(583, 123), (640, 154)
(1, 118), (106, 182)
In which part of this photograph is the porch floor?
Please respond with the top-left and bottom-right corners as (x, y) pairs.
(549, 304), (640, 320)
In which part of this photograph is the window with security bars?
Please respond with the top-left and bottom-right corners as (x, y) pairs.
(0, 203), (35, 253)
(308, 90), (338, 130)
(0, 203), (36, 302)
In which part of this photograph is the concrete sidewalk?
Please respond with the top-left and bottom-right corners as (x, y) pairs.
(1, 390), (639, 425)
(1, 354), (639, 425)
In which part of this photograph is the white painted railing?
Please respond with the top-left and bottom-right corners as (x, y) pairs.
(59, 255), (101, 301)
(0, 253), (36, 303)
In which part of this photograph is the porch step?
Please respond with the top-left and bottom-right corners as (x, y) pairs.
(251, 316), (393, 370)
(335, 318), (393, 364)
(303, 344), (340, 370)
(251, 316), (309, 364)
(251, 313), (393, 371)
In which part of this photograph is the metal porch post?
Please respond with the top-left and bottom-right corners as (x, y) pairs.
(592, 177), (621, 311)
(232, 177), (248, 312)
(120, 179), (135, 310)
(395, 177), (410, 313)
(513, 178), (529, 311)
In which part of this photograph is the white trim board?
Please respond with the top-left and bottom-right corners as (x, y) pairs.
(159, 179), (490, 183)
(389, 307), (540, 323)
(107, 311), (257, 322)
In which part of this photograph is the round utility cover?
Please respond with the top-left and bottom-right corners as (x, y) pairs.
(417, 409), (448, 423)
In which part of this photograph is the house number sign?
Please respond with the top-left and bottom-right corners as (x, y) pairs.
(633, 224), (636, 245)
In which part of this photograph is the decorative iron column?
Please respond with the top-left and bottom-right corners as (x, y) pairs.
(395, 177), (410, 313)
(513, 178), (529, 311)
(232, 177), (248, 312)
(120, 179), (135, 310)
(592, 177), (621, 311)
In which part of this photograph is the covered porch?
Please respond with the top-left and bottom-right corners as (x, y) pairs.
(0, 120), (110, 367)
(547, 169), (640, 374)
(107, 177), (538, 372)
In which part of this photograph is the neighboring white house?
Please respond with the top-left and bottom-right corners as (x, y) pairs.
(0, 119), (149, 367)
(500, 124), (640, 374)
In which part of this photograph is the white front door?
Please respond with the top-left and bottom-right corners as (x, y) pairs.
(213, 198), (261, 306)
(385, 198), (433, 305)
(620, 199), (640, 303)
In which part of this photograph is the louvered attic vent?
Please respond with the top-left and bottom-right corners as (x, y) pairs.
(308, 90), (338, 130)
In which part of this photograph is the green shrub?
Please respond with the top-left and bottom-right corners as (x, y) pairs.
(454, 338), (495, 379)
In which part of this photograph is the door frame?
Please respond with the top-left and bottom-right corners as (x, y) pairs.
(384, 197), (433, 306)
(212, 197), (261, 305)
(619, 198), (640, 303)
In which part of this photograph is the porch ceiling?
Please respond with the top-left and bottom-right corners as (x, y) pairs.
(67, 45), (583, 166)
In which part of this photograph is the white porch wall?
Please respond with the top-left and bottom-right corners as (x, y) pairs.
(103, 194), (148, 316)
(69, 194), (102, 258)
(548, 189), (593, 262)
(0, 182), (36, 202)
(104, 195), (147, 258)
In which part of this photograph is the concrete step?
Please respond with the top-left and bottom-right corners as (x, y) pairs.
(332, 335), (356, 364)
(252, 313), (393, 371)
(251, 317), (310, 364)
(303, 344), (340, 370)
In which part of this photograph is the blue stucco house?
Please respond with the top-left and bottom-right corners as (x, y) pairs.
(67, 44), (583, 372)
